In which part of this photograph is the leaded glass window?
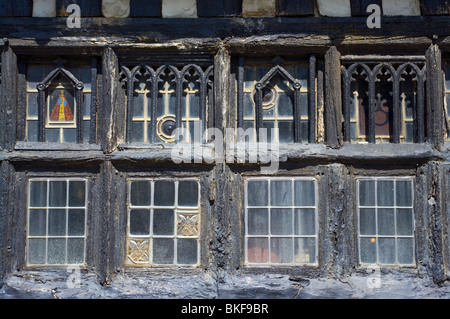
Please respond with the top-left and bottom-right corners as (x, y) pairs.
(342, 57), (426, 144)
(358, 177), (415, 266)
(236, 56), (317, 143)
(27, 178), (87, 265)
(126, 179), (200, 266)
(245, 177), (318, 265)
(120, 62), (214, 144)
(25, 60), (97, 143)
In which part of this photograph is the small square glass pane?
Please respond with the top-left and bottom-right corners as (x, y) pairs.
(396, 180), (412, 207)
(270, 181), (292, 206)
(130, 181), (151, 206)
(129, 209), (150, 235)
(359, 180), (375, 207)
(377, 180), (394, 206)
(270, 208), (293, 235)
(48, 209), (66, 236)
(247, 237), (269, 263)
(153, 238), (174, 264)
(63, 129), (77, 143)
(377, 208), (395, 236)
(131, 122), (144, 143)
(28, 238), (46, 265)
(270, 237), (293, 263)
(247, 208), (269, 235)
(247, 180), (268, 206)
(154, 181), (175, 206)
(359, 208), (376, 236)
(294, 208), (316, 236)
(49, 181), (67, 207)
(69, 181), (86, 207)
(47, 238), (66, 265)
(397, 238), (414, 265)
(378, 237), (396, 264)
(153, 209), (174, 236)
(295, 237), (316, 264)
(29, 209), (47, 236)
(68, 209), (85, 236)
(360, 237), (376, 264)
(396, 208), (414, 236)
(67, 238), (85, 264)
(177, 238), (198, 265)
(178, 181), (199, 207)
(30, 181), (47, 207)
(294, 180), (315, 206)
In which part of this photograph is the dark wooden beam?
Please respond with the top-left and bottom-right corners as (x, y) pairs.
(276, 0), (315, 16)
(0, 0), (32, 17)
(350, 0), (382, 16)
(420, 0), (450, 15)
(197, 0), (241, 17)
(1, 44), (18, 151)
(130, 0), (161, 17)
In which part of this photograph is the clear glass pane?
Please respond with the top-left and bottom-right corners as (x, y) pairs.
(294, 180), (315, 206)
(45, 128), (60, 143)
(153, 209), (174, 236)
(378, 237), (396, 264)
(133, 92), (145, 118)
(154, 181), (175, 206)
(270, 237), (293, 263)
(83, 93), (91, 118)
(69, 181), (86, 207)
(47, 238), (66, 264)
(178, 181), (199, 207)
(68, 209), (85, 236)
(129, 209), (150, 235)
(27, 120), (39, 142)
(360, 237), (376, 264)
(294, 208), (316, 236)
(396, 208), (414, 236)
(27, 92), (39, 117)
(278, 121), (294, 143)
(67, 238), (85, 264)
(277, 92), (294, 117)
(247, 208), (269, 235)
(359, 180), (375, 206)
(28, 238), (46, 264)
(153, 238), (174, 264)
(295, 237), (316, 264)
(247, 180), (268, 206)
(359, 208), (376, 236)
(29, 209), (47, 236)
(396, 180), (412, 207)
(300, 92), (309, 117)
(177, 238), (198, 265)
(27, 65), (43, 89)
(270, 208), (293, 235)
(131, 121), (144, 143)
(30, 181), (47, 207)
(48, 209), (66, 236)
(270, 181), (292, 206)
(130, 181), (151, 206)
(243, 93), (254, 117)
(247, 237), (269, 263)
(49, 181), (67, 207)
(83, 121), (91, 143)
(63, 129), (77, 143)
(377, 208), (395, 236)
(397, 238), (414, 265)
(377, 180), (394, 206)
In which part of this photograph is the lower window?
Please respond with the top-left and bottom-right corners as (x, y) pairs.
(126, 178), (200, 266)
(244, 177), (318, 266)
(358, 177), (415, 266)
(27, 178), (87, 266)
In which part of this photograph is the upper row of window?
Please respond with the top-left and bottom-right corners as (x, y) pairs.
(13, 56), (450, 145)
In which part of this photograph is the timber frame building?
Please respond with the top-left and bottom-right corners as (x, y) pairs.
(0, 0), (450, 298)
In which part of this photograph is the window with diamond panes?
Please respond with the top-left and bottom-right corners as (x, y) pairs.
(120, 63), (213, 144)
(358, 178), (415, 266)
(245, 178), (318, 265)
(27, 178), (87, 266)
(236, 56), (317, 143)
(126, 179), (200, 266)
(25, 61), (97, 143)
(342, 58), (426, 144)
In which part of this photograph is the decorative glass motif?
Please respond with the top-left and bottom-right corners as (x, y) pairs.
(237, 56), (317, 144)
(120, 63), (214, 144)
(342, 59), (426, 143)
(26, 62), (96, 144)
(126, 179), (200, 266)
